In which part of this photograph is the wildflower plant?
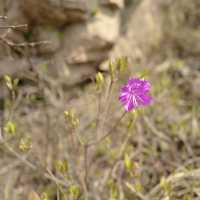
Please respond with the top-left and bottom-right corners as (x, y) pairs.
(1, 56), (155, 200)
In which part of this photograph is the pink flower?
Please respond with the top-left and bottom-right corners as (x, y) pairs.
(119, 78), (152, 112)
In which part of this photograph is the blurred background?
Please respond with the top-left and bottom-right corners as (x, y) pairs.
(0, 0), (200, 199)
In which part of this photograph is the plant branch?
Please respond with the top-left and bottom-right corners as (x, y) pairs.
(88, 111), (126, 147)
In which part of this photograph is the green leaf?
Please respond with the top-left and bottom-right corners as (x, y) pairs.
(41, 192), (49, 200)
(95, 72), (104, 90)
(64, 110), (79, 128)
(183, 194), (192, 200)
(117, 57), (128, 73)
(55, 159), (68, 173)
(4, 121), (17, 135)
(4, 75), (13, 90)
(160, 176), (172, 195)
(69, 185), (80, 198)
(124, 153), (133, 171)
(28, 191), (41, 200)
(19, 137), (32, 152)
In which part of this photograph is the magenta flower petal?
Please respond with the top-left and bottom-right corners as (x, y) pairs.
(136, 94), (152, 106)
(119, 78), (152, 112)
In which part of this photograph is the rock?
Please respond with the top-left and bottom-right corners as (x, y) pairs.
(161, 0), (200, 57)
(0, 44), (8, 59)
(0, 58), (30, 77)
(110, 0), (163, 66)
(100, 0), (124, 9)
(7, 1), (27, 25)
(33, 26), (61, 54)
(64, 64), (96, 86)
(86, 0), (99, 10)
(110, 0), (200, 68)
(61, 7), (120, 65)
(20, 0), (88, 26)
(88, 7), (120, 43)
(0, 0), (122, 86)
(0, 56), (94, 87)
(192, 75), (200, 98)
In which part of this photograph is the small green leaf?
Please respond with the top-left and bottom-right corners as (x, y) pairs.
(124, 153), (132, 171)
(55, 160), (68, 173)
(41, 192), (49, 200)
(4, 121), (17, 135)
(19, 137), (32, 152)
(160, 176), (172, 195)
(95, 72), (104, 90)
(28, 191), (41, 200)
(117, 57), (128, 73)
(4, 75), (13, 90)
(109, 61), (115, 80)
(69, 185), (80, 198)
(64, 110), (79, 128)
(183, 194), (192, 200)
(13, 78), (19, 88)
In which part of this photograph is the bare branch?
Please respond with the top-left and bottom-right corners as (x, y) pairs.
(0, 24), (28, 30)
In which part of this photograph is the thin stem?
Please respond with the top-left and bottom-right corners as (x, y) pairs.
(88, 111), (126, 147)
(0, 24), (28, 29)
(3, 141), (36, 170)
(125, 182), (148, 200)
(57, 188), (60, 200)
(99, 117), (136, 193)
(83, 144), (89, 192)
(96, 91), (102, 139)
(1, 139), (70, 188)
(0, 38), (50, 47)
(77, 144), (89, 199)
(100, 79), (114, 132)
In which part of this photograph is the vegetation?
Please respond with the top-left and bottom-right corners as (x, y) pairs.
(0, 1), (200, 200)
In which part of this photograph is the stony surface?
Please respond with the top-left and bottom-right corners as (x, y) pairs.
(20, 0), (88, 26)
(0, 0), (123, 87)
(109, 0), (200, 69)
(0, 0), (199, 85)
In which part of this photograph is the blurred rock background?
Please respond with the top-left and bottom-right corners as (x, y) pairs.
(0, 0), (199, 86)
(0, 0), (123, 86)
